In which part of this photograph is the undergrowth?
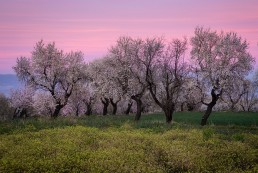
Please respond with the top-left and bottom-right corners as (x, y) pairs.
(0, 112), (257, 172)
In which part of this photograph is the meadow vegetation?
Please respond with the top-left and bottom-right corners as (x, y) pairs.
(0, 112), (257, 172)
(0, 18), (257, 173)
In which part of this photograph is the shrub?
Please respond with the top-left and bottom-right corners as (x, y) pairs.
(0, 94), (13, 121)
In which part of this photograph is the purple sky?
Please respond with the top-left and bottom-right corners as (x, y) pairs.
(0, 0), (258, 73)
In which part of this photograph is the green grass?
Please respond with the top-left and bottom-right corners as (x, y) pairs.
(0, 112), (258, 172)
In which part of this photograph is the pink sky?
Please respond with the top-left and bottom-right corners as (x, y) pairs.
(0, 0), (258, 73)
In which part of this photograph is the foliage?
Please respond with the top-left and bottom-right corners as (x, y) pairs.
(190, 27), (255, 125)
(142, 37), (189, 123)
(9, 86), (35, 109)
(0, 94), (13, 120)
(13, 40), (88, 117)
(10, 29), (258, 122)
(239, 78), (258, 112)
(0, 112), (258, 172)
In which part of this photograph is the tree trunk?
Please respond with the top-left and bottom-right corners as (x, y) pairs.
(135, 99), (142, 121)
(84, 97), (93, 116)
(148, 83), (175, 124)
(240, 104), (246, 112)
(22, 108), (28, 118)
(13, 107), (28, 119)
(110, 98), (119, 115)
(180, 102), (185, 112)
(230, 104), (235, 112)
(165, 112), (173, 123)
(85, 102), (92, 116)
(187, 103), (195, 111)
(163, 105), (174, 124)
(112, 104), (117, 115)
(101, 97), (109, 116)
(13, 109), (17, 119)
(247, 106), (251, 112)
(103, 104), (108, 115)
(200, 88), (222, 126)
(131, 95), (142, 121)
(201, 103), (215, 126)
(75, 106), (79, 117)
(13, 108), (20, 119)
(52, 104), (64, 118)
(125, 102), (133, 115)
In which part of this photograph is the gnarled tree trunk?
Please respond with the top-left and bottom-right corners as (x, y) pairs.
(13, 107), (28, 119)
(52, 104), (64, 118)
(131, 95), (143, 121)
(101, 97), (109, 115)
(83, 97), (94, 116)
(180, 102), (185, 112)
(148, 83), (176, 124)
(110, 98), (120, 115)
(163, 104), (175, 124)
(85, 102), (92, 115)
(201, 103), (215, 126)
(125, 102), (133, 115)
(75, 105), (80, 116)
(201, 88), (222, 126)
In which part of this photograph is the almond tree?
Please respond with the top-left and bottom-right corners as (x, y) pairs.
(239, 79), (258, 112)
(89, 58), (123, 115)
(10, 86), (35, 118)
(81, 83), (97, 116)
(13, 40), (87, 117)
(88, 59), (109, 115)
(109, 36), (147, 120)
(62, 83), (86, 116)
(141, 37), (189, 123)
(60, 81), (97, 116)
(191, 27), (255, 125)
(178, 77), (203, 111)
(124, 99), (133, 115)
(33, 92), (55, 116)
(223, 77), (248, 111)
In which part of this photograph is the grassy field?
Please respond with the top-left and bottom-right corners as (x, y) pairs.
(0, 112), (258, 172)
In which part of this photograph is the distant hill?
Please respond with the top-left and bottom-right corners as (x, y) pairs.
(0, 74), (22, 96)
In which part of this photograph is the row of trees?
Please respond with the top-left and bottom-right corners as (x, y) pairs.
(1, 27), (256, 125)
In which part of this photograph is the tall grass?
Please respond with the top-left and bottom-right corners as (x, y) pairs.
(0, 112), (258, 172)
(1, 111), (257, 134)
